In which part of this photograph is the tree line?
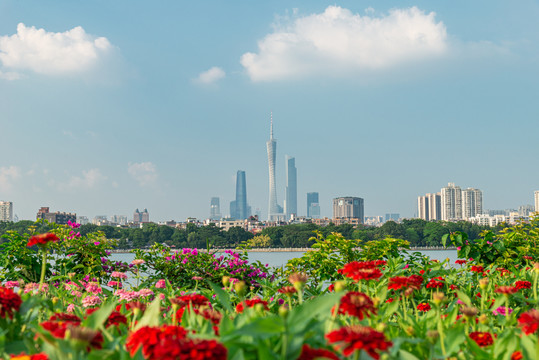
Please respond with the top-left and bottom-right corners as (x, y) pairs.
(0, 219), (496, 249)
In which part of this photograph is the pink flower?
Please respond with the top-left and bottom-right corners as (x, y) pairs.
(24, 283), (48, 294)
(457, 247), (461, 251)
(3, 281), (19, 288)
(155, 279), (166, 289)
(158, 293), (165, 300)
(67, 304), (76, 313)
(82, 295), (102, 308)
(71, 290), (83, 297)
(136, 289), (154, 298)
(131, 259), (145, 266)
(115, 289), (138, 302)
(107, 281), (122, 288)
(85, 282), (103, 294)
(111, 272), (128, 280)
(493, 306), (513, 316)
(457, 299), (465, 305)
(404, 264), (409, 269)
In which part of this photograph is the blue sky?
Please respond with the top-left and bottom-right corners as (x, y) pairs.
(0, 0), (538, 222)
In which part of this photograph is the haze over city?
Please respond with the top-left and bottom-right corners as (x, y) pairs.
(1, 0), (538, 222)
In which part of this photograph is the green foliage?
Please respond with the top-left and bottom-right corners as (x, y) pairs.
(284, 232), (361, 286)
(359, 237), (410, 261)
(443, 214), (539, 265)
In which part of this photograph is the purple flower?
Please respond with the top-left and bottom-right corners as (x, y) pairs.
(94, 242), (100, 246)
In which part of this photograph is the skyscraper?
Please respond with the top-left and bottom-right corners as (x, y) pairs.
(417, 192), (441, 221)
(230, 171), (248, 220)
(0, 201), (13, 222)
(441, 183), (462, 221)
(535, 191), (539, 213)
(267, 114), (283, 221)
(210, 197), (221, 220)
(307, 192), (320, 219)
(333, 197), (364, 223)
(285, 155), (297, 219)
(462, 188), (483, 219)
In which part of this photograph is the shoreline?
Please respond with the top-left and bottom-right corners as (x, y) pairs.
(108, 246), (457, 254)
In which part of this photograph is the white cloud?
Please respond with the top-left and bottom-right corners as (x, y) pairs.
(195, 66), (226, 84)
(241, 6), (448, 81)
(0, 23), (113, 76)
(62, 168), (106, 190)
(0, 166), (21, 191)
(128, 162), (158, 186)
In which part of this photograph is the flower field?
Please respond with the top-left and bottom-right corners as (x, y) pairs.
(1, 218), (539, 359)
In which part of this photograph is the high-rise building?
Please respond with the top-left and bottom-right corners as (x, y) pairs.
(307, 192), (321, 219)
(417, 196), (429, 220)
(385, 213), (400, 222)
(110, 215), (128, 225)
(230, 171), (248, 220)
(518, 205), (534, 216)
(441, 183), (462, 221)
(418, 193), (441, 221)
(267, 114), (283, 221)
(427, 193), (442, 221)
(133, 208), (149, 223)
(462, 188), (483, 219)
(210, 197), (221, 220)
(0, 201), (13, 222)
(285, 156), (297, 219)
(535, 191), (539, 213)
(333, 197), (364, 223)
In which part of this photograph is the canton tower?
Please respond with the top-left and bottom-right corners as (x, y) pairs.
(267, 113), (280, 221)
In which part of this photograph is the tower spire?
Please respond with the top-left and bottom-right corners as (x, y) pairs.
(270, 112), (273, 140)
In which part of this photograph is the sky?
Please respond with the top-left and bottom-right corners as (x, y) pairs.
(0, 0), (538, 222)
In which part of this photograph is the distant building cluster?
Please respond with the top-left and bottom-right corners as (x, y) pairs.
(133, 209), (150, 224)
(36, 207), (76, 225)
(418, 184), (538, 225)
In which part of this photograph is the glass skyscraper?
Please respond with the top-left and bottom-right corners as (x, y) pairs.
(230, 170), (248, 220)
(285, 155), (297, 219)
(210, 197), (221, 220)
(307, 192), (320, 219)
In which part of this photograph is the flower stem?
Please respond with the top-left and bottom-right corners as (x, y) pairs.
(38, 249), (47, 292)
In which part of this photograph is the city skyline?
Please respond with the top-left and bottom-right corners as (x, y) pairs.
(0, 1), (538, 221)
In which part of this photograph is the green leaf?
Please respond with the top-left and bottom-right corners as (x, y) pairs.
(455, 290), (472, 307)
(207, 280), (233, 313)
(233, 316), (285, 338)
(134, 297), (162, 330)
(287, 293), (341, 334)
(520, 334), (536, 360)
(492, 295), (506, 311)
(398, 349), (421, 360)
(83, 302), (115, 329)
(441, 234), (449, 248)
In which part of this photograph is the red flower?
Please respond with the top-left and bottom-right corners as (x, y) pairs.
(469, 332), (494, 347)
(388, 275), (423, 291)
(426, 277), (444, 289)
(338, 261), (385, 282)
(236, 297), (269, 313)
(48, 312), (81, 324)
(495, 286), (517, 295)
(385, 298), (394, 303)
(126, 325), (188, 357)
(0, 286), (22, 319)
(518, 309), (539, 335)
(278, 286), (297, 295)
(335, 292), (376, 320)
(514, 281), (532, 290)
(86, 308), (127, 327)
(326, 325), (392, 359)
(126, 325), (226, 360)
(511, 351), (523, 360)
(455, 260), (467, 265)
(10, 353), (49, 360)
(470, 266), (484, 273)
(40, 322), (103, 349)
(27, 233), (59, 247)
(298, 344), (339, 360)
(417, 303), (431, 312)
(496, 267), (510, 275)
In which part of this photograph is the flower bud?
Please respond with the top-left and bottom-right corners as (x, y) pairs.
(334, 281), (346, 292)
(222, 276), (230, 287)
(278, 305), (289, 317)
(375, 322), (386, 332)
(479, 278), (489, 290)
(478, 314), (488, 324)
(52, 297), (59, 305)
(234, 281), (247, 297)
(254, 303), (265, 313)
(432, 292), (446, 305)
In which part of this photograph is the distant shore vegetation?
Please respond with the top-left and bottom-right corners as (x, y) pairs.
(0, 219), (494, 250)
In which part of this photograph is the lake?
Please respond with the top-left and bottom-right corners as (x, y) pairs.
(110, 249), (459, 268)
